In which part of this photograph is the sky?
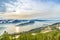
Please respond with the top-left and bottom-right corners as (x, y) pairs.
(0, 0), (60, 20)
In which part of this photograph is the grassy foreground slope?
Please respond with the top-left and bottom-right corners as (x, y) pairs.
(0, 30), (60, 40)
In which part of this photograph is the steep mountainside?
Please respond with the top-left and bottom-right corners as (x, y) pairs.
(27, 22), (60, 33)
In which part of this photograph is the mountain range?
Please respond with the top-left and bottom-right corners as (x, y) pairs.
(0, 19), (60, 34)
(0, 19), (59, 26)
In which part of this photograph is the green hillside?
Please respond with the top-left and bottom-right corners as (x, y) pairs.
(0, 22), (60, 40)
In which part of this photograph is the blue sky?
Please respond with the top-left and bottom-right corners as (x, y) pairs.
(0, 0), (60, 12)
(41, 0), (60, 3)
(0, 0), (16, 12)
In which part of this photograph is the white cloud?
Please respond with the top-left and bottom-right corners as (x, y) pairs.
(2, 0), (60, 20)
(4, 0), (33, 14)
